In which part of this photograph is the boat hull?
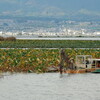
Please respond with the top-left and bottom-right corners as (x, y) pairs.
(64, 68), (100, 74)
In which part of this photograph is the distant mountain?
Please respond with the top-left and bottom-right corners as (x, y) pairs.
(0, 0), (100, 21)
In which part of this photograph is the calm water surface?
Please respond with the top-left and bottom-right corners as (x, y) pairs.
(17, 37), (100, 40)
(0, 73), (100, 100)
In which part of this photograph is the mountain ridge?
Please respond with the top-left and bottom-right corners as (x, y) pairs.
(0, 0), (100, 20)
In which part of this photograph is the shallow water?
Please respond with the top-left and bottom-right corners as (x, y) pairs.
(0, 73), (100, 100)
(17, 37), (100, 40)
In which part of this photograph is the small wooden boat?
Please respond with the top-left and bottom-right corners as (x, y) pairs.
(59, 50), (100, 74)
(63, 68), (100, 74)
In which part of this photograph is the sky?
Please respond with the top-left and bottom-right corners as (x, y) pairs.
(0, 0), (100, 17)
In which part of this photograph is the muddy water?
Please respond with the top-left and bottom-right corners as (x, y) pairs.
(0, 73), (100, 100)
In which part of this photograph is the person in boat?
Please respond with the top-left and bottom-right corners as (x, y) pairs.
(97, 61), (100, 67)
(85, 60), (89, 72)
(86, 60), (89, 68)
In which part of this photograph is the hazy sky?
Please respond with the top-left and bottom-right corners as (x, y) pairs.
(0, 0), (100, 17)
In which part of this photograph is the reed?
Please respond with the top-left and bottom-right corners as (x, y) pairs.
(0, 36), (4, 41)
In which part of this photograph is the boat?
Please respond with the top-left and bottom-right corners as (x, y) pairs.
(59, 50), (100, 74)
(91, 69), (100, 73)
(73, 55), (100, 73)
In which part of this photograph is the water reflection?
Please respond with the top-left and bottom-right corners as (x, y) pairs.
(0, 73), (4, 79)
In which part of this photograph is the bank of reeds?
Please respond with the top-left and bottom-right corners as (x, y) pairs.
(0, 36), (4, 41)
(0, 36), (16, 41)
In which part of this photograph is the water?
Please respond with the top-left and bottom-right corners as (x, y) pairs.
(17, 37), (100, 40)
(0, 73), (100, 100)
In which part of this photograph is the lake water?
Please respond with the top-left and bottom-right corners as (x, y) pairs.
(17, 37), (100, 40)
(0, 73), (100, 100)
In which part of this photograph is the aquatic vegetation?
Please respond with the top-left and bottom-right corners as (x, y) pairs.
(0, 40), (99, 48)
(0, 49), (60, 73)
(0, 49), (99, 73)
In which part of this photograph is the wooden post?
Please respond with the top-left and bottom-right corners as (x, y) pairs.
(59, 49), (75, 74)
(59, 49), (64, 74)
